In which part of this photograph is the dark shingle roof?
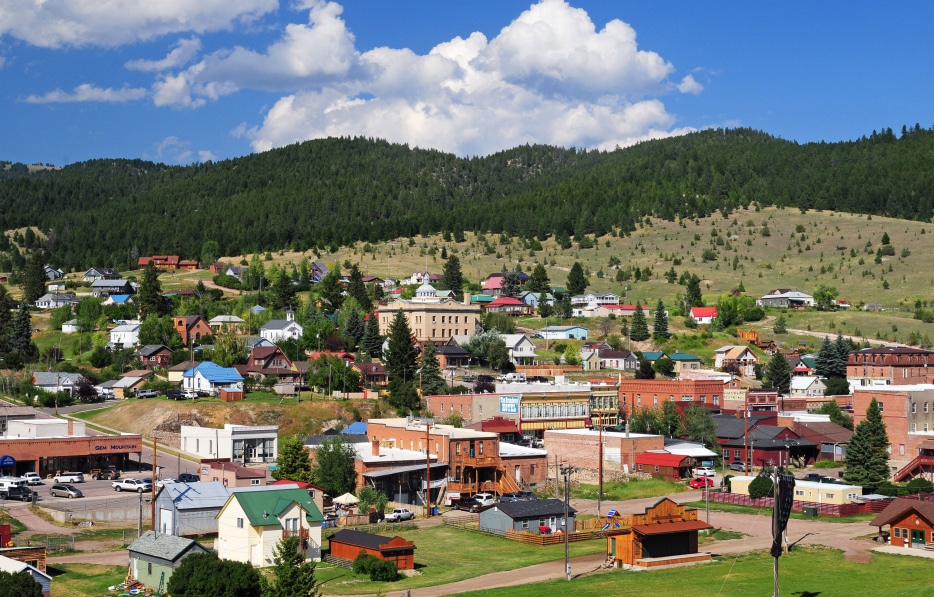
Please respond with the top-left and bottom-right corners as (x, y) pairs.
(330, 529), (397, 551)
(489, 498), (575, 519)
(127, 531), (209, 562)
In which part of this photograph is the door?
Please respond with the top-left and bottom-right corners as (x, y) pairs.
(159, 508), (173, 535)
(911, 529), (926, 547)
(514, 465), (521, 483)
(610, 538), (616, 558)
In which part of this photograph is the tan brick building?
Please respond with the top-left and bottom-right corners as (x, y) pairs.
(377, 288), (481, 344)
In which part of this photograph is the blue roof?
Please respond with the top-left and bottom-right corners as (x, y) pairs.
(341, 422), (367, 435)
(669, 352), (702, 361)
(110, 295), (131, 303)
(183, 361), (244, 383)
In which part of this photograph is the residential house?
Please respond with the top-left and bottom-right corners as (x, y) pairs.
(329, 530), (416, 571)
(91, 279), (134, 297)
(404, 270), (442, 285)
(353, 362), (389, 388)
(46, 280), (66, 292)
(178, 260), (199, 270)
(540, 325), (589, 340)
(34, 293), (78, 309)
(238, 346), (300, 383)
(571, 293), (621, 308)
(714, 345), (758, 376)
(791, 420), (852, 462)
(870, 498), (934, 549)
(599, 349), (638, 371)
(518, 291), (554, 309)
(605, 498), (712, 569)
(669, 352), (704, 373)
(200, 460), (268, 487)
(127, 531), (210, 591)
(207, 262), (226, 274)
(44, 266), (64, 280)
(790, 376), (827, 398)
(101, 294), (133, 306)
(484, 297), (534, 316)
(479, 499), (575, 535)
(113, 376), (146, 399)
(737, 328), (760, 344)
(500, 334), (538, 366)
(847, 347), (934, 387)
(0, 554), (51, 597)
(260, 310), (304, 342)
(208, 315), (246, 333)
(138, 256), (180, 270)
(604, 305), (652, 318)
(469, 294), (495, 307)
(32, 372), (88, 395)
(215, 487), (324, 565)
(580, 341), (612, 358)
(309, 261), (330, 283)
(246, 336), (275, 351)
(172, 316), (213, 346)
(581, 351), (601, 371)
(732, 476), (862, 505)
(434, 345), (469, 368)
(690, 306), (718, 325)
(757, 289), (815, 308)
(139, 345), (172, 369)
(167, 360), (199, 384)
(182, 362), (244, 397)
(110, 323), (141, 347)
(61, 319), (80, 334)
(480, 272), (528, 297)
(641, 351), (668, 365)
(182, 424), (278, 463)
(719, 424), (816, 469)
(225, 266), (246, 280)
(864, 303), (884, 312)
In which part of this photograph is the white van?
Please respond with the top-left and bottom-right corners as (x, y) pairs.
(503, 373), (527, 383)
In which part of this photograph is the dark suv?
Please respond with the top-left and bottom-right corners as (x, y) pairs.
(450, 497), (482, 512)
(178, 473), (199, 483)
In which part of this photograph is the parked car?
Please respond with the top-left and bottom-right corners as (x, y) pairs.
(53, 472), (84, 483)
(499, 492), (522, 502)
(155, 478), (177, 488)
(473, 492), (496, 507)
(166, 390), (184, 400)
(384, 508), (415, 522)
(727, 462), (748, 472)
(50, 484), (83, 499)
(528, 376), (549, 383)
(477, 375), (495, 383)
(450, 497), (482, 512)
(112, 478), (152, 493)
(801, 473), (824, 482)
(695, 467), (717, 478)
(134, 389), (160, 399)
(178, 473), (199, 483)
(689, 477), (715, 489)
(515, 491), (538, 501)
(530, 333), (544, 339)
(22, 472), (44, 486)
(90, 467), (120, 481)
(461, 375), (477, 383)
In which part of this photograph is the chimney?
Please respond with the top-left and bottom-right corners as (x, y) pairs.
(463, 292), (471, 306)
(371, 438), (380, 457)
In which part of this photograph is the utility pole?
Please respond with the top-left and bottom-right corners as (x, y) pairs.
(560, 464), (577, 581)
(598, 419), (603, 518)
(137, 491), (143, 537)
(772, 467), (780, 597)
(151, 438), (157, 531)
(425, 417), (432, 518)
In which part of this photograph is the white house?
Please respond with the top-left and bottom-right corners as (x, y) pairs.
(714, 345), (759, 377)
(0, 554), (51, 596)
(790, 376), (827, 398)
(32, 371), (87, 394)
(757, 290), (816, 308)
(690, 307), (718, 325)
(540, 325), (589, 340)
(260, 310), (303, 342)
(570, 293), (620, 308)
(499, 334), (538, 366)
(110, 323), (140, 347)
(182, 362), (244, 395)
(181, 424), (279, 463)
(216, 487), (323, 566)
(83, 267), (122, 282)
(62, 319), (80, 334)
(34, 293), (78, 309)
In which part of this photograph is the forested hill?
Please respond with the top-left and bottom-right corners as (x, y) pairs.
(3, 125), (934, 272)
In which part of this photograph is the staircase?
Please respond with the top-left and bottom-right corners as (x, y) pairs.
(496, 465), (522, 495)
(894, 455), (934, 482)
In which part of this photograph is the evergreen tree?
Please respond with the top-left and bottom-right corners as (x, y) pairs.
(566, 262), (588, 295)
(267, 535), (320, 597)
(22, 251), (47, 305)
(684, 274), (703, 310)
(817, 398), (854, 430)
(440, 255), (464, 298)
(881, 232), (891, 245)
(501, 270), (522, 298)
(833, 333), (851, 378)
(842, 426), (873, 486)
(630, 304), (650, 341)
(764, 352), (792, 394)
(384, 309), (419, 380)
(652, 299), (669, 340)
(360, 314), (383, 359)
(271, 269), (298, 311)
(815, 336), (836, 378)
(317, 269), (344, 314)
(863, 398), (891, 485)
(528, 263), (551, 296)
(417, 341), (448, 396)
(342, 309), (364, 347)
(10, 301), (34, 360)
(346, 264), (372, 312)
(273, 435), (314, 483)
(138, 261), (164, 319)
(0, 285), (13, 355)
(772, 314), (787, 334)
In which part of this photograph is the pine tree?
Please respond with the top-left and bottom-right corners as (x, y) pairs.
(863, 398), (891, 485)
(417, 341), (448, 396)
(833, 333), (851, 378)
(815, 336), (836, 378)
(842, 426), (873, 486)
(317, 269), (344, 314)
(528, 264), (550, 296)
(22, 251), (47, 305)
(138, 261), (164, 319)
(346, 264), (371, 312)
(440, 255), (464, 298)
(764, 352), (791, 394)
(271, 269), (298, 311)
(0, 285), (13, 355)
(384, 309), (419, 380)
(343, 309), (364, 346)
(773, 314), (787, 334)
(267, 535), (320, 597)
(360, 314), (383, 359)
(652, 299), (669, 340)
(10, 301), (33, 359)
(881, 232), (890, 245)
(684, 274), (703, 310)
(501, 270), (522, 298)
(630, 304), (650, 341)
(567, 262), (588, 295)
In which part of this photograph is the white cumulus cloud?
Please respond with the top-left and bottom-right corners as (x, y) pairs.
(0, 0), (277, 48)
(677, 74), (704, 95)
(125, 37), (201, 72)
(24, 83), (147, 103)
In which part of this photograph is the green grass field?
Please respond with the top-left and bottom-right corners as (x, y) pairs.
(447, 547), (934, 597)
(49, 564), (126, 597)
(572, 478), (691, 501)
(0, 507), (27, 534)
(682, 500), (878, 524)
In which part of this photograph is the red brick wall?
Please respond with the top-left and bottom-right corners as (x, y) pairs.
(543, 430), (663, 470)
(853, 389), (909, 459)
(501, 456), (548, 486)
(618, 379), (724, 416)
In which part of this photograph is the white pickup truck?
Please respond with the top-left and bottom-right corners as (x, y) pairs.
(112, 478), (153, 493)
(384, 508), (415, 522)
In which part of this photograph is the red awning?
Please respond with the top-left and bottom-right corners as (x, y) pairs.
(481, 420), (520, 434)
(635, 452), (689, 467)
(633, 520), (713, 535)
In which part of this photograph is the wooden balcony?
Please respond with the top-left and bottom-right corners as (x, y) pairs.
(282, 527), (310, 539)
(459, 455), (500, 468)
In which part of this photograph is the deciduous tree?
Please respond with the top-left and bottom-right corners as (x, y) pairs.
(312, 436), (359, 495)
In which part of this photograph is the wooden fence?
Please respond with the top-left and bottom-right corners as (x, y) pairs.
(442, 515), (606, 545)
(576, 515), (631, 532)
(703, 490), (859, 517)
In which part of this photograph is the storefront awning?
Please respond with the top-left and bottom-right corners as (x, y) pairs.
(363, 462), (448, 478)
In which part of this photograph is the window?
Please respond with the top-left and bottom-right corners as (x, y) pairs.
(913, 424), (917, 432)
(653, 395), (658, 407)
(237, 517), (244, 528)
(795, 490), (805, 496)
(899, 444), (905, 455)
(148, 562), (152, 575)
(926, 423), (929, 432)
(638, 464), (643, 471)
(479, 442), (484, 455)
(926, 402), (930, 413)
(521, 519), (529, 530)
(893, 528), (901, 538)
(878, 401), (884, 412)
(456, 443), (461, 455)
(637, 394), (641, 407)
(251, 478), (261, 485)
(654, 466), (659, 472)
(913, 403), (917, 414)
(825, 493), (835, 499)
(734, 449), (741, 459)
(713, 395), (720, 406)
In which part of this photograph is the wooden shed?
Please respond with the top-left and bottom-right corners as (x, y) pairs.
(606, 498), (712, 569)
(870, 498), (934, 549)
(634, 452), (695, 480)
(328, 529), (416, 570)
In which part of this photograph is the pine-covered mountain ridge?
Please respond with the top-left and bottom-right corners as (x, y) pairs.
(4, 125), (934, 272)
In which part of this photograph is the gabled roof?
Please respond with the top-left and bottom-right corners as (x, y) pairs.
(870, 498), (934, 528)
(91, 279), (131, 288)
(128, 530), (209, 562)
(436, 345), (468, 356)
(353, 362), (388, 376)
(261, 319), (303, 331)
(489, 498), (575, 519)
(793, 421), (853, 444)
(140, 344), (170, 357)
(598, 350), (635, 359)
(487, 297), (525, 307)
(223, 487), (323, 526)
(499, 334), (534, 349)
(183, 361), (244, 383)
(790, 376), (824, 390)
(691, 307), (718, 318)
(168, 360), (199, 372)
(669, 352), (702, 361)
(642, 351), (667, 360)
(107, 294), (133, 303)
(33, 371), (85, 385)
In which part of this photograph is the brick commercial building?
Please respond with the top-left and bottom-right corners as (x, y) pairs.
(853, 384), (934, 473)
(543, 428), (663, 472)
(0, 419), (143, 477)
(376, 286), (481, 344)
(848, 347), (934, 387)
(617, 379), (726, 417)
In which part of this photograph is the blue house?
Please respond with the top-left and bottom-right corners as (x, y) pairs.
(479, 499), (577, 534)
(540, 325), (589, 340)
(519, 291), (555, 308)
(182, 362), (244, 395)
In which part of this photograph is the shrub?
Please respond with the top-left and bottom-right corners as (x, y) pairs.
(906, 478), (934, 494)
(748, 475), (774, 499)
(811, 459), (838, 469)
(353, 552), (400, 582)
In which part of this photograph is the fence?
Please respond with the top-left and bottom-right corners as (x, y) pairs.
(575, 515), (632, 532)
(703, 490), (859, 517)
(442, 515), (606, 545)
(41, 495), (152, 524)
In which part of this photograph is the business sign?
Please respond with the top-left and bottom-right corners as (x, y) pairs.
(201, 465), (209, 476)
(499, 395), (520, 414)
(0, 455), (15, 467)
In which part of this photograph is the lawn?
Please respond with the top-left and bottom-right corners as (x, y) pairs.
(48, 564), (126, 597)
(447, 547), (934, 597)
(698, 528), (745, 544)
(0, 507), (28, 534)
(682, 500), (879, 524)
(315, 523), (607, 595)
(572, 478), (691, 501)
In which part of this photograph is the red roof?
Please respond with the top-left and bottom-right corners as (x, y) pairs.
(271, 480), (326, 491)
(483, 278), (505, 290)
(691, 307), (718, 318)
(635, 452), (690, 467)
(480, 417), (520, 434)
(487, 297), (524, 307)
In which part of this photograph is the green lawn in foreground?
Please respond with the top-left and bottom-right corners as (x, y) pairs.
(683, 500), (878, 524)
(49, 564), (126, 597)
(316, 524), (607, 595)
(450, 548), (934, 597)
(0, 508), (27, 534)
(573, 478), (691, 501)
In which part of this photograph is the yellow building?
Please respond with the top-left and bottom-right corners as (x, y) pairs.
(377, 281), (481, 344)
(730, 476), (862, 505)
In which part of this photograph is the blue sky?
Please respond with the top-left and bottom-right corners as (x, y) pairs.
(2, 1), (933, 166)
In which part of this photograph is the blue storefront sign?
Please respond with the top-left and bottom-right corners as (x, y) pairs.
(0, 455), (15, 467)
(499, 395), (520, 414)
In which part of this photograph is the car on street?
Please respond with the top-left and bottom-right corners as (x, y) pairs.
(727, 461), (748, 472)
(22, 472), (44, 486)
(178, 473), (199, 483)
(50, 484), (83, 499)
(694, 466), (717, 477)
(689, 477), (715, 489)
(90, 467), (120, 481)
(450, 497), (482, 512)
(384, 508), (415, 522)
(112, 478), (153, 493)
(53, 472), (84, 483)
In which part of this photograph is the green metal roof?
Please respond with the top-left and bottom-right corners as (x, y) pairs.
(668, 352), (702, 361)
(470, 295), (494, 303)
(228, 487), (323, 527)
(642, 351), (667, 360)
